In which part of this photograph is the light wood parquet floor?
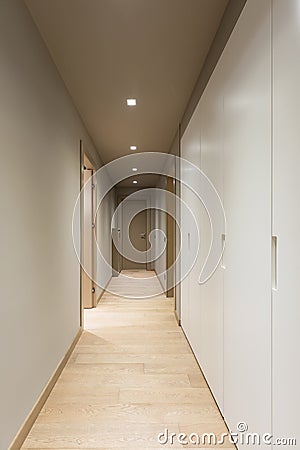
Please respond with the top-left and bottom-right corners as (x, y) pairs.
(21, 270), (234, 449)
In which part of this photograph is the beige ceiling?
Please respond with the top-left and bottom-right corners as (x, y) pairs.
(25, 0), (228, 164)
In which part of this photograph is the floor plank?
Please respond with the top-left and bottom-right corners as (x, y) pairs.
(22, 270), (233, 449)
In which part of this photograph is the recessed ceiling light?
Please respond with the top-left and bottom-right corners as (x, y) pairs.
(130, 145), (137, 151)
(132, 180), (138, 184)
(132, 167), (138, 172)
(127, 98), (136, 106)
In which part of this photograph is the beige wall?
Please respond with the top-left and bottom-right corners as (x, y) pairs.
(0, 1), (105, 448)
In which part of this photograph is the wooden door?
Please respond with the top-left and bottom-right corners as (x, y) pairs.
(121, 200), (148, 270)
(82, 165), (95, 308)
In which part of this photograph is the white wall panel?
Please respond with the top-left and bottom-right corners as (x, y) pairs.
(197, 64), (224, 412)
(180, 103), (201, 341)
(222, 1), (272, 444)
(180, 1), (272, 446)
(272, 0), (300, 445)
(182, 68), (225, 411)
(181, 84), (225, 412)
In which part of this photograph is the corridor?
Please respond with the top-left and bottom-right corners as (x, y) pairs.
(2, 0), (300, 448)
(21, 271), (233, 449)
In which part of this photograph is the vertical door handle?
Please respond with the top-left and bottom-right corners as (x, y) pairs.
(272, 235), (278, 290)
(221, 234), (226, 269)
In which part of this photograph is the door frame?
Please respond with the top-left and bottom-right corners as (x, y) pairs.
(79, 141), (84, 326)
(79, 141), (97, 320)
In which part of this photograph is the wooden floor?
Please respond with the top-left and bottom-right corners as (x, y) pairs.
(22, 271), (233, 449)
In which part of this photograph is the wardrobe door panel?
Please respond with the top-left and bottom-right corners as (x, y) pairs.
(181, 75), (225, 411)
(273, 0), (300, 444)
(222, 0), (272, 445)
(198, 68), (224, 412)
(180, 104), (201, 339)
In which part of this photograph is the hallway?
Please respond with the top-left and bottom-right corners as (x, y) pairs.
(2, 1), (300, 448)
(21, 271), (233, 449)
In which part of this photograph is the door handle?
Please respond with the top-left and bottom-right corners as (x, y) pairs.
(272, 235), (278, 290)
(140, 233), (146, 239)
(221, 234), (226, 269)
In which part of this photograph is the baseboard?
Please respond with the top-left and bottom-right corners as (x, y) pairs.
(153, 268), (166, 295)
(8, 328), (83, 450)
(96, 275), (112, 304)
(174, 309), (181, 326)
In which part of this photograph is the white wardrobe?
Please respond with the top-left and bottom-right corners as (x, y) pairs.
(181, 0), (300, 447)
(272, 0), (300, 445)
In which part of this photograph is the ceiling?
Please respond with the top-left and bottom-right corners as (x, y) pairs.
(25, 0), (228, 167)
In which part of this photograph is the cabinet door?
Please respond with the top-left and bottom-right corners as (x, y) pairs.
(272, 0), (300, 445)
(222, 0), (272, 445)
(181, 86), (225, 410)
(198, 66), (224, 412)
(180, 104), (201, 342)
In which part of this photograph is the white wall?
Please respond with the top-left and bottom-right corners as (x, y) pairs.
(0, 1), (107, 448)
